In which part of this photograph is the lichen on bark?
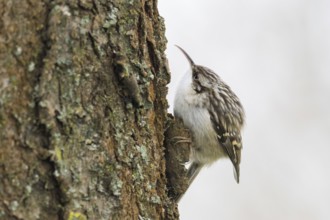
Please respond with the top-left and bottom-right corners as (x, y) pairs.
(0, 0), (182, 219)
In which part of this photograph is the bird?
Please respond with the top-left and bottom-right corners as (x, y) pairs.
(173, 45), (245, 202)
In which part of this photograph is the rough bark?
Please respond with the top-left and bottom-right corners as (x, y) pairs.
(164, 116), (190, 202)
(0, 0), (189, 219)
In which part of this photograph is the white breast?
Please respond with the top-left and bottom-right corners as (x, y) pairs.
(174, 70), (227, 165)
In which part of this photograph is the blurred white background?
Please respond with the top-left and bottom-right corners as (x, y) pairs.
(158, 0), (330, 219)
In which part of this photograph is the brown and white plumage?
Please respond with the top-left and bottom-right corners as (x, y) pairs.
(173, 46), (245, 201)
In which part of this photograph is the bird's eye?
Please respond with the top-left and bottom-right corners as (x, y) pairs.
(193, 73), (198, 80)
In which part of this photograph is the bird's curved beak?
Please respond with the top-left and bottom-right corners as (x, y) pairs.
(175, 45), (195, 67)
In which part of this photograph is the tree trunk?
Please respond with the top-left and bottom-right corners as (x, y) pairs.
(0, 0), (187, 219)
